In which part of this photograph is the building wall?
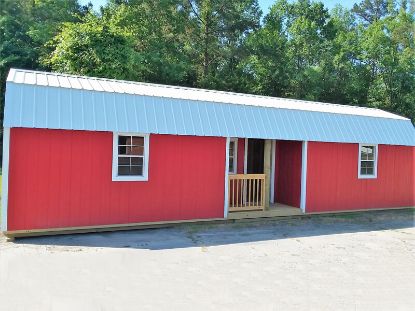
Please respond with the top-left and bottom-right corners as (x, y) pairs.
(7, 128), (226, 231)
(306, 142), (415, 212)
(274, 140), (303, 208)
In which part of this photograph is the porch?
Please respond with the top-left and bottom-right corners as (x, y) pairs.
(228, 203), (303, 220)
(227, 173), (303, 219)
(226, 138), (307, 218)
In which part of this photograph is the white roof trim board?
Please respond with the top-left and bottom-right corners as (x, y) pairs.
(4, 68), (415, 146)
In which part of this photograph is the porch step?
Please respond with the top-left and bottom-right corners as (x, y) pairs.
(228, 204), (303, 220)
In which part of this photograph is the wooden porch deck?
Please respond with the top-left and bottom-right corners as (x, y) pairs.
(227, 203), (303, 220)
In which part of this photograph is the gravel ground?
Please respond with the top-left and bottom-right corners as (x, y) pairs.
(0, 209), (414, 311)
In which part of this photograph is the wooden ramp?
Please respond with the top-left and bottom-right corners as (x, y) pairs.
(227, 203), (303, 220)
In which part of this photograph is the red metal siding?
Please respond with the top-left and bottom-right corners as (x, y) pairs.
(237, 138), (245, 174)
(7, 128), (226, 231)
(274, 140), (302, 208)
(306, 142), (415, 212)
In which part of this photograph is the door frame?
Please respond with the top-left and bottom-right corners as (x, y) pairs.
(243, 138), (276, 204)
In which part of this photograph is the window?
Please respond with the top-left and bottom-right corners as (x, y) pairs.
(112, 133), (149, 181)
(228, 138), (238, 174)
(358, 144), (378, 179)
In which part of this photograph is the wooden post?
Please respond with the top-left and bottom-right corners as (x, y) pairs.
(263, 139), (272, 209)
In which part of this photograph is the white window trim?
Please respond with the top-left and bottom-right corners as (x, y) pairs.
(112, 132), (150, 182)
(228, 138), (238, 174)
(358, 144), (378, 179)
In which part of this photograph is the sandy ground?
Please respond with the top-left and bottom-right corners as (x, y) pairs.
(0, 209), (414, 311)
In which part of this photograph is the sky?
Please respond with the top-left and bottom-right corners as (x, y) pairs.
(79, 0), (358, 13)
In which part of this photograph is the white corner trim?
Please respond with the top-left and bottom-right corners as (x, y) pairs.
(243, 138), (248, 174)
(229, 137), (238, 174)
(358, 143), (378, 179)
(112, 132), (150, 182)
(300, 141), (308, 213)
(224, 137), (230, 218)
(270, 139), (276, 203)
(1, 127), (10, 232)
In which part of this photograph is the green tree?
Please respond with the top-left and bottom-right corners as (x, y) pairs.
(360, 3), (415, 120)
(352, 0), (390, 24)
(317, 6), (371, 106)
(244, 0), (336, 100)
(105, 0), (195, 85)
(46, 12), (140, 80)
(0, 0), (85, 125)
(1, 0), (414, 125)
(184, 0), (261, 90)
(0, 1), (34, 126)
(242, 0), (290, 96)
(29, 0), (85, 59)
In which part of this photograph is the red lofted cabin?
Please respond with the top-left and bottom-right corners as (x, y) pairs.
(2, 69), (414, 237)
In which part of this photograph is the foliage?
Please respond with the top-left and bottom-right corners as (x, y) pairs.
(46, 13), (140, 80)
(0, 0), (414, 125)
(184, 0), (262, 90)
(0, 1), (36, 128)
(0, 0), (88, 124)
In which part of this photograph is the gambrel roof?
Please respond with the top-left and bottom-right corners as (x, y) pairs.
(4, 68), (415, 146)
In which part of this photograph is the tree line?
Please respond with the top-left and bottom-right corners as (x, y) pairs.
(1, 0), (414, 125)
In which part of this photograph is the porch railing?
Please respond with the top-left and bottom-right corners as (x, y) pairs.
(228, 174), (265, 212)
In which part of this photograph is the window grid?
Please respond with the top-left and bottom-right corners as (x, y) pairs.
(359, 144), (377, 178)
(228, 139), (237, 174)
(117, 135), (145, 176)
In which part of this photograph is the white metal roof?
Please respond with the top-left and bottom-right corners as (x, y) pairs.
(4, 68), (415, 146)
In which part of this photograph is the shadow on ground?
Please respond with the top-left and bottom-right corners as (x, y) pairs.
(10, 209), (415, 250)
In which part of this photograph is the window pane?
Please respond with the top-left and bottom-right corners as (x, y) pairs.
(366, 146), (374, 160)
(118, 165), (143, 176)
(118, 146), (127, 155)
(118, 165), (130, 176)
(128, 145), (144, 156)
(118, 136), (128, 145)
(229, 160), (234, 172)
(125, 147), (144, 155)
(229, 141), (234, 154)
(361, 147), (368, 160)
(130, 165), (143, 175)
(361, 161), (374, 169)
(131, 136), (144, 146)
(131, 157), (143, 165)
(361, 145), (375, 161)
(360, 167), (364, 175)
(118, 157), (130, 165)
(360, 150), (367, 160)
(228, 140), (236, 173)
(361, 161), (374, 175)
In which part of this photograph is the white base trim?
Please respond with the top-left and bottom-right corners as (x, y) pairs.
(1, 127), (10, 232)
